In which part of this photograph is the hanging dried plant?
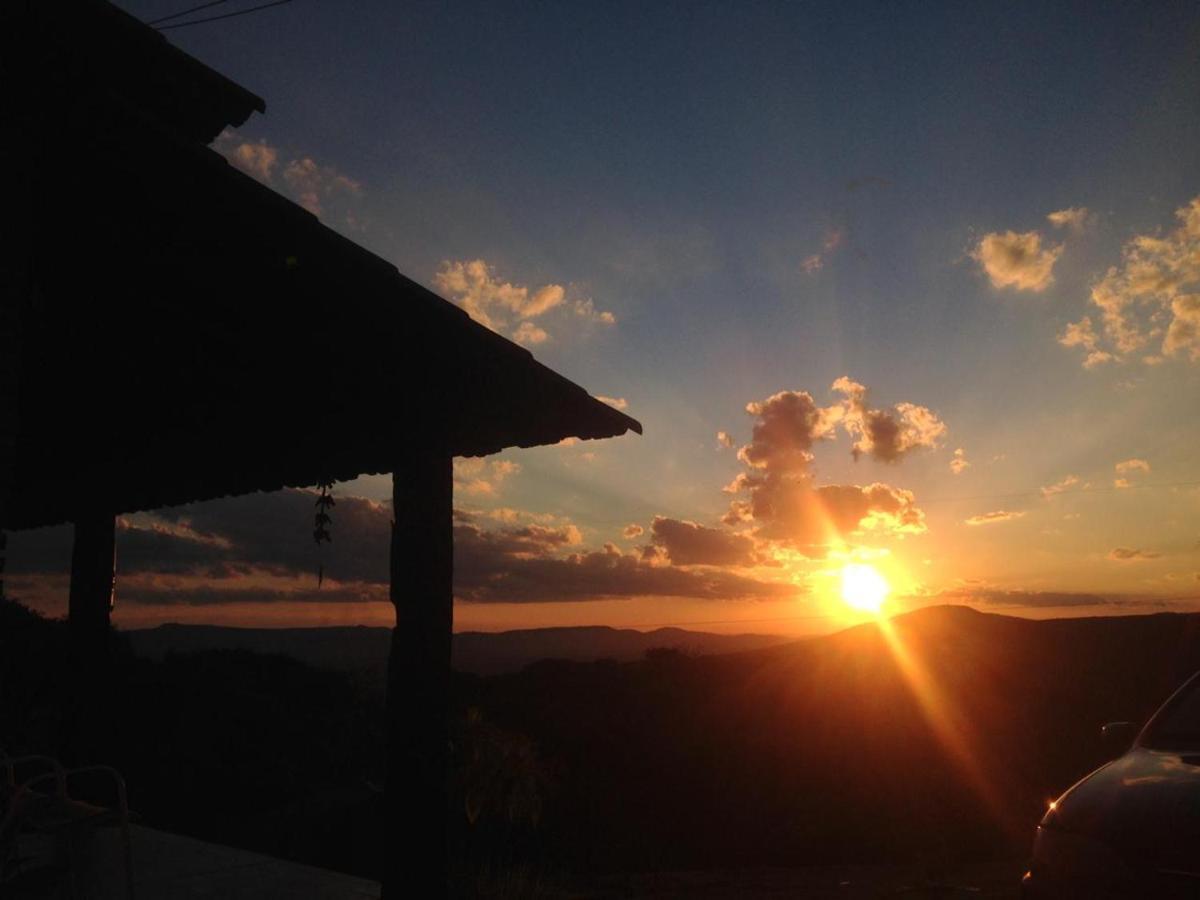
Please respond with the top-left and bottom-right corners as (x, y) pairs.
(314, 480), (335, 587)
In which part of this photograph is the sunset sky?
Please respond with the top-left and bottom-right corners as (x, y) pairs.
(11, 0), (1200, 633)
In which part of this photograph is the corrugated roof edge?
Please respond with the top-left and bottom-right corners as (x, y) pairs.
(104, 0), (266, 121)
(205, 144), (645, 445)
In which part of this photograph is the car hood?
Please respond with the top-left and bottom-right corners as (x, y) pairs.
(1045, 746), (1200, 873)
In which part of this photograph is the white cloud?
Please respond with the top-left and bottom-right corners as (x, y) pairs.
(214, 131), (362, 224)
(454, 458), (522, 496)
(573, 298), (617, 325)
(597, 395), (628, 410)
(1041, 475), (1080, 498)
(950, 448), (970, 475)
(434, 261), (615, 344)
(226, 139), (277, 181)
(1115, 458), (1150, 475)
(1061, 196), (1200, 366)
(832, 377), (947, 463)
(972, 230), (1063, 292)
(512, 322), (549, 345)
(1058, 316), (1118, 369)
(965, 510), (1026, 526)
(1047, 207), (1092, 232)
(719, 378), (942, 553)
(282, 157), (362, 217)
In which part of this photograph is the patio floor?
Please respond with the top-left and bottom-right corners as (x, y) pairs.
(18, 824), (380, 900)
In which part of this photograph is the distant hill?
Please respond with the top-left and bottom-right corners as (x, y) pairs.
(461, 604), (1200, 870)
(14, 600), (1200, 880)
(123, 622), (791, 674)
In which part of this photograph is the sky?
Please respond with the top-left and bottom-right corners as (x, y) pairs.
(10, 0), (1200, 634)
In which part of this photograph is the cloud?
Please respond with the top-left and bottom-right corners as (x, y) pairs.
(1107, 547), (1161, 561)
(1108, 460), (1147, 475)
(972, 230), (1063, 292)
(716, 431), (735, 449)
(731, 379), (945, 472)
(719, 379), (939, 553)
(649, 516), (763, 567)
(512, 322), (549, 345)
(1057, 316), (1117, 369)
(8, 490), (395, 596)
(950, 448), (970, 475)
(453, 523), (795, 603)
(434, 260), (563, 332)
(832, 377), (947, 463)
(622, 524), (644, 539)
(225, 139), (277, 181)
(799, 228), (846, 275)
(1047, 207), (1092, 232)
(737, 390), (839, 472)
(1041, 475), (1080, 498)
(573, 298), (617, 325)
(964, 510), (1025, 526)
(724, 477), (925, 552)
(454, 458), (521, 496)
(597, 395), (628, 410)
(282, 158), (362, 217)
(435, 261), (615, 343)
(1165, 294), (1200, 359)
(1114, 458), (1150, 488)
(8, 489), (796, 608)
(214, 131), (363, 226)
(937, 587), (1112, 608)
(1061, 195), (1200, 367)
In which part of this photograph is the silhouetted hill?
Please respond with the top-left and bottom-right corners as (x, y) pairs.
(462, 604), (1200, 871)
(123, 622), (790, 674)
(12, 599), (1200, 885)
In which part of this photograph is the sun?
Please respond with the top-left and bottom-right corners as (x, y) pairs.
(839, 563), (890, 614)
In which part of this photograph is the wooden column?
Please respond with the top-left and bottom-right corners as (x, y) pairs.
(384, 450), (453, 898)
(69, 512), (116, 639)
(67, 512), (116, 762)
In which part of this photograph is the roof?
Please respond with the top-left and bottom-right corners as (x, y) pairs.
(2, 3), (640, 531)
(10, 0), (264, 145)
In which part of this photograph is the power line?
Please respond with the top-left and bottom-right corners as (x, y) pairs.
(154, 0), (294, 31)
(147, 0), (229, 26)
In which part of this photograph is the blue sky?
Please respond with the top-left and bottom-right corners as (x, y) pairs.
(18, 0), (1196, 631)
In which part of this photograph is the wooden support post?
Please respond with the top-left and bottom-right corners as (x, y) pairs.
(384, 451), (453, 899)
(69, 512), (116, 639)
(67, 512), (116, 762)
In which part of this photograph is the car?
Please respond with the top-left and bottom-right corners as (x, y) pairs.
(1022, 671), (1200, 899)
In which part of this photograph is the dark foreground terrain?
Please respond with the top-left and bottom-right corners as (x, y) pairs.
(6, 600), (1200, 895)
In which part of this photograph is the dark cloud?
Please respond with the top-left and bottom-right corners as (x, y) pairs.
(725, 474), (925, 554)
(736, 390), (836, 472)
(934, 588), (1177, 610)
(649, 516), (760, 567)
(831, 378), (946, 463)
(8, 489), (794, 607)
(454, 524), (796, 603)
(938, 588), (1113, 608)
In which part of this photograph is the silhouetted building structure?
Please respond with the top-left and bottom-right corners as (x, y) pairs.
(1, 2), (641, 896)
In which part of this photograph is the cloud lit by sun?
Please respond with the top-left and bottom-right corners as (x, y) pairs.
(839, 563), (890, 614)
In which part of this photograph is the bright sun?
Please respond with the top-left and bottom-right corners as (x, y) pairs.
(839, 563), (890, 614)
